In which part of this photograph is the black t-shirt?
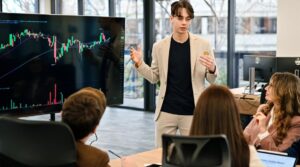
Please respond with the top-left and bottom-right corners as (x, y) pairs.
(161, 37), (194, 115)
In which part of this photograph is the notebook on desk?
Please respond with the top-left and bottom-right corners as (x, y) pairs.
(257, 149), (297, 167)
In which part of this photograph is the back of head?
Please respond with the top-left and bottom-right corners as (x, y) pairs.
(62, 87), (106, 140)
(190, 85), (242, 137)
(190, 84), (250, 167)
(171, 0), (194, 19)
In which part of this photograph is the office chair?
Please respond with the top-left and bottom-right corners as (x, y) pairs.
(162, 134), (231, 167)
(0, 117), (77, 167)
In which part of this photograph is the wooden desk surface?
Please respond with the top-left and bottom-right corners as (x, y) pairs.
(109, 148), (162, 167)
(109, 148), (300, 167)
(231, 87), (260, 115)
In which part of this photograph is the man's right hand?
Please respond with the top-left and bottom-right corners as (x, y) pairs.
(130, 47), (142, 68)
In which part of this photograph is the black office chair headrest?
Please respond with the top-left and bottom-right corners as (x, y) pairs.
(0, 117), (77, 167)
(162, 134), (231, 167)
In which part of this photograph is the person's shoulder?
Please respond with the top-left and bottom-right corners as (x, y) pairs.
(76, 142), (110, 167)
(248, 145), (256, 151)
(76, 142), (109, 157)
(248, 145), (266, 167)
(153, 35), (171, 47)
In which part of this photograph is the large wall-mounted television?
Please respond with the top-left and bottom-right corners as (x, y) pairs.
(243, 55), (276, 83)
(0, 13), (125, 115)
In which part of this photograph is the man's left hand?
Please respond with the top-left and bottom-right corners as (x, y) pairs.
(199, 55), (216, 73)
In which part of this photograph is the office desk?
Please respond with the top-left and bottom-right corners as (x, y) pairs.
(234, 93), (260, 115)
(109, 148), (162, 167)
(110, 148), (300, 167)
(231, 87), (260, 115)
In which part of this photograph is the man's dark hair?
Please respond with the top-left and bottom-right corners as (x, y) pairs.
(62, 87), (106, 140)
(171, 0), (194, 19)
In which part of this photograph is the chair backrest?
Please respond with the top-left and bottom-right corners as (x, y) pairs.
(0, 117), (77, 167)
(162, 134), (231, 167)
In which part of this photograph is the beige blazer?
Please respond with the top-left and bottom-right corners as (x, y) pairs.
(136, 33), (217, 120)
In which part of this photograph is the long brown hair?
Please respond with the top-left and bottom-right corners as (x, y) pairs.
(263, 72), (300, 145)
(190, 85), (250, 167)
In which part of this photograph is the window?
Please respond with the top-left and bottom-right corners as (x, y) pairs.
(2, 0), (38, 13)
(84, 0), (108, 16)
(115, 0), (144, 108)
(236, 0), (277, 87)
(61, 0), (77, 15)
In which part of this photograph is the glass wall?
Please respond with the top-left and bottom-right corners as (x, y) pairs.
(2, 0), (38, 13)
(155, 0), (228, 85)
(236, 0), (277, 87)
(84, 0), (108, 16)
(115, 0), (144, 109)
(61, 0), (77, 15)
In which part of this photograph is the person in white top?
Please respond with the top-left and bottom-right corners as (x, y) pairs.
(190, 85), (265, 167)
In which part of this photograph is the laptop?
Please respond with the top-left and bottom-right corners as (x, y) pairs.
(257, 149), (298, 167)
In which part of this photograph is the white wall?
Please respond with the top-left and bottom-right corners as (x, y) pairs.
(277, 0), (300, 57)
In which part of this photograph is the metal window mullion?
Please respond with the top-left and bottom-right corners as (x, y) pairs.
(109, 0), (115, 16)
(78, 0), (83, 15)
(143, 0), (156, 111)
(227, 0), (238, 88)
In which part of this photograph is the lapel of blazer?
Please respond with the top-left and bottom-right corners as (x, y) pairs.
(189, 33), (197, 76)
(162, 36), (172, 78)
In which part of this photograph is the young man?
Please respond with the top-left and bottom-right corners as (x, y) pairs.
(130, 0), (217, 147)
(61, 87), (110, 167)
(62, 87), (136, 167)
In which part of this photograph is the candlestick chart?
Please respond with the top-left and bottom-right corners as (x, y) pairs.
(0, 13), (125, 114)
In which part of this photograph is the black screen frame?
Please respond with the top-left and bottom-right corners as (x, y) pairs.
(0, 13), (125, 115)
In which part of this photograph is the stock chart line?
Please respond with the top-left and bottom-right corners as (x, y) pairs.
(0, 49), (52, 81)
(0, 29), (110, 63)
(0, 37), (31, 58)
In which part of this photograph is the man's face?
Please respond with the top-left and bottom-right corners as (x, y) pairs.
(170, 8), (192, 35)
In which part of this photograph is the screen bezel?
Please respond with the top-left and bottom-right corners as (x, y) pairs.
(0, 13), (125, 115)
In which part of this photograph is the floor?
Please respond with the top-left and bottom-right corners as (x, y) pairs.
(22, 107), (156, 160)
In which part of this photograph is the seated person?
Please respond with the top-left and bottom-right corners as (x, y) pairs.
(61, 87), (110, 167)
(244, 72), (300, 151)
(190, 85), (264, 167)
